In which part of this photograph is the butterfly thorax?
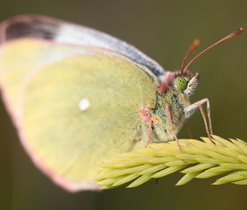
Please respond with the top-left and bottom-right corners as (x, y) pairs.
(148, 70), (199, 142)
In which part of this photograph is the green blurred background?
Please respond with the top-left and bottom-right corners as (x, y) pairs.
(0, 0), (247, 209)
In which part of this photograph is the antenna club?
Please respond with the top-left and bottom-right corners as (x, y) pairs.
(235, 28), (244, 35)
(193, 39), (200, 47)
(227, 28), (244, 39)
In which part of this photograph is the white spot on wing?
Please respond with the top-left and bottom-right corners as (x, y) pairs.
(78, 98), (90, 111)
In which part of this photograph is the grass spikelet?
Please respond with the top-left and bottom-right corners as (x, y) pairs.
(95, 136), (247, 189)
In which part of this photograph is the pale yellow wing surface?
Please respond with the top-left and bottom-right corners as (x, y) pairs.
(0, 39), (158, 191)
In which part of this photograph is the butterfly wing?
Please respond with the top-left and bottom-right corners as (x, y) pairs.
(0, 16), (161, 191)
(0, 15), (166, 77)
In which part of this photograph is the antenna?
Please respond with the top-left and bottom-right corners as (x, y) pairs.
(180, 39), (200, 75)
(182, 28), (244, 74)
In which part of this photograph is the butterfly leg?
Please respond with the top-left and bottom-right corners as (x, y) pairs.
(184, 120), (193, 139)
(140, 107), (155, 147)
(184, 98), (214, 144)
(165, 104), (182, 153)
(165, 104), (188, 164)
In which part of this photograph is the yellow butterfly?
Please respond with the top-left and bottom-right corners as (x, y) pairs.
(0, 15), (242, 191)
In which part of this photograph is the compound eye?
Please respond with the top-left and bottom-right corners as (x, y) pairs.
(174, 76), (187, 91)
